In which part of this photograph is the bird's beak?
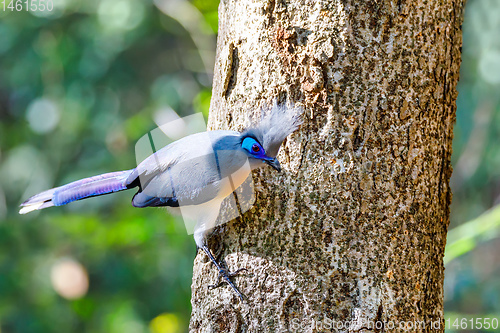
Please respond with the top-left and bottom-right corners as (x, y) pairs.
(264, 158), (281, 172)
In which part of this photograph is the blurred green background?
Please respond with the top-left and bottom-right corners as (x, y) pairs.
(0, 0), (499, 332)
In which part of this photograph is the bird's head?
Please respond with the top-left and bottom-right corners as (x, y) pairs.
(240, 135), (281, 171)
(240, 103), (302, 172)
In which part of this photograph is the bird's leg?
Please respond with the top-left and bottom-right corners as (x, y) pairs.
(201, 245), (247, 301)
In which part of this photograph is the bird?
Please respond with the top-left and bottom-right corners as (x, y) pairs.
(19, 103), (302, 300)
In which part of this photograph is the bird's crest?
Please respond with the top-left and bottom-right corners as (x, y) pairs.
(243, 102), (303, 157)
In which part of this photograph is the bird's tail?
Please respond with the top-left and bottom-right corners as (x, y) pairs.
(19, 169), (136, 214)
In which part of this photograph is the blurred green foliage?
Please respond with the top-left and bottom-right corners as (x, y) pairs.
(0, 0), (499, 332)
(0, 0), (218, 332)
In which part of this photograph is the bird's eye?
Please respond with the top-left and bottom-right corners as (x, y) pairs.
(242, 137), (265, 155)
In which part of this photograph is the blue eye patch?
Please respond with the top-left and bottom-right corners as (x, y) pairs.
(242, 137), (267, 158)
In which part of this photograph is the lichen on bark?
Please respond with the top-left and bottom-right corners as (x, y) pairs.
(190, 0), (464, 332)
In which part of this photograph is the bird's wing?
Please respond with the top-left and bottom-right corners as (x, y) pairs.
(130, 131), (241, 207)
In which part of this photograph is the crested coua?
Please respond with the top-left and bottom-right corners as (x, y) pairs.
(20, 103), (302, 300)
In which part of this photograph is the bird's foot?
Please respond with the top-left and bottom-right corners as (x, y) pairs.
(208, 267), (247, 289)
(202, 245), (247, 301)
(207, 267), (247, 301)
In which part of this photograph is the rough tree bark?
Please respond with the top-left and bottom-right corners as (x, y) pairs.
(190, 0), (464, 332)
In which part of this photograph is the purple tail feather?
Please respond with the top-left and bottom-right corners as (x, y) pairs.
(20, 169), (135, 214)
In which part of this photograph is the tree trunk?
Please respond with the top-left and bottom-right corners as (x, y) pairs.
(190, 0), (464, 332)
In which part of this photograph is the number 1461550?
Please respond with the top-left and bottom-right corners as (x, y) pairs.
(1, 0), (54, 11)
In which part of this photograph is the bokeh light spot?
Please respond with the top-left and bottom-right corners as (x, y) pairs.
(479, 50), (500, 84)
(26, 98), (60, 134)
(98, 0), (145, 31)
(149, 313), (181, 333)
(50, 258), (89, 300)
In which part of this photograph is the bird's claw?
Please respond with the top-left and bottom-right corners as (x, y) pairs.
(227, 267), (247, 277)
(207, 282), (224, 290)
